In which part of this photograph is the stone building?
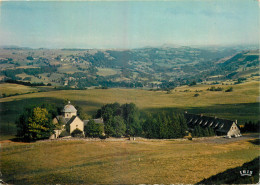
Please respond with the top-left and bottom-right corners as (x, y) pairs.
(184, 112), (241, 138)
(50, 101), (104, 139)
(50, 101), (84, 139)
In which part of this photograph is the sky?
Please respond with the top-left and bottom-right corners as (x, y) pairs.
(0, 0), (259, 49)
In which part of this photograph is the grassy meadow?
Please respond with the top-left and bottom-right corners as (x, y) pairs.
(1, 138), (259, 184)
(0, 80), (259, 139)
(0, 83), (39, 96)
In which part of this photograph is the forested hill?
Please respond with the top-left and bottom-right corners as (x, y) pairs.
(0, 46), (258, 89)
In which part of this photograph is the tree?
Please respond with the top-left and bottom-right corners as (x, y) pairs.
(159, 113), (170, 139)
(121, 103), (142, 136)
(177, 113), (188, 137)
(204, 127), (210, 137)
(143, 113), (159, 138)
(84, 120), (103, 137)
(96, 102), (121, 122)
(112, 116), (126, 137)
(173, 115), (182, 138)
(16, 106), (55, 141)
(75, 105), (89, 120)
(26, 56), (33, 60)
(208, 127), (215, 136)
(143, 112), (187, 139)
(96, 102), (142, 137)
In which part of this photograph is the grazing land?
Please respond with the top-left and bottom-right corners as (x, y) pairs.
(0, 83), (39, 96)
(1, 136), (259, 184)
(197, 155), (259, 184)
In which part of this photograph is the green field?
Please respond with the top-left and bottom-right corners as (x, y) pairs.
(1, 137), (259, 184)
(97, 67), (119, 76)
(0, 83), (39, 96)
(0, 80), (259, 139)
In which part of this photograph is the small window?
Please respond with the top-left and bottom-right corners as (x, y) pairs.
(76, 125), (78, 128)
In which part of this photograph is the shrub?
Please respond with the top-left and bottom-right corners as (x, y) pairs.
(99, 135), (107, 139)
(207, 86), (223, 91)
(189, 81), (197, 86)
(194, 93), (199, 97)
(71, 129), (84, 138)
(59, 130), (70, 138)
(225, 87), (233, 92)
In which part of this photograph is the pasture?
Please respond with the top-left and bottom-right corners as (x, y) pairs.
(1, 137), (259, 184)
(0, 83), (38, 96)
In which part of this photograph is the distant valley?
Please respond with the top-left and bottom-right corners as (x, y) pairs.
(0, 46), (258, 91)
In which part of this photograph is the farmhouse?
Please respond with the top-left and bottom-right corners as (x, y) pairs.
(50, 101), (104, 139)
(184, 112), (242, 138)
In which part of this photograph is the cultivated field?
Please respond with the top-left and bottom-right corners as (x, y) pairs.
(1, 136), (259, 184)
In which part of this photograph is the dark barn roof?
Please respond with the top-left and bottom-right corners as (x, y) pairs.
(184, 113), (237, 134)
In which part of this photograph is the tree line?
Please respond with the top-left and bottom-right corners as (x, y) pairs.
(241, 121), (259, 133)
(15, 102), (218, 141)
(95, 103), (192, 139)
(4, 79), (50, 86)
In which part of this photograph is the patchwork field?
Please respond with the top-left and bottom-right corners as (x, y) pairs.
(1, 137), (259, 184)
(0, 80), (259, 139)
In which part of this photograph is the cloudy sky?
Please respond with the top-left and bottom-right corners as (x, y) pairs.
(0, 0), (258, 49)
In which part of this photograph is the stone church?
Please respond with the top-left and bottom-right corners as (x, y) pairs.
(50, 101), (103, 139)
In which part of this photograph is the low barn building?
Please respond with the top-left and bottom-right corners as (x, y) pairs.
(184, 112), (241, 138)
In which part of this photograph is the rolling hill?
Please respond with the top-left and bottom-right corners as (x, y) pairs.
(0, 47), (258, 89)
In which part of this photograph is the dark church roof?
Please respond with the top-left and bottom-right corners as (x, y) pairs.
(56, 115), (71, 124)
(66, 116), (77, 125)
(184, 113), (237, 134)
